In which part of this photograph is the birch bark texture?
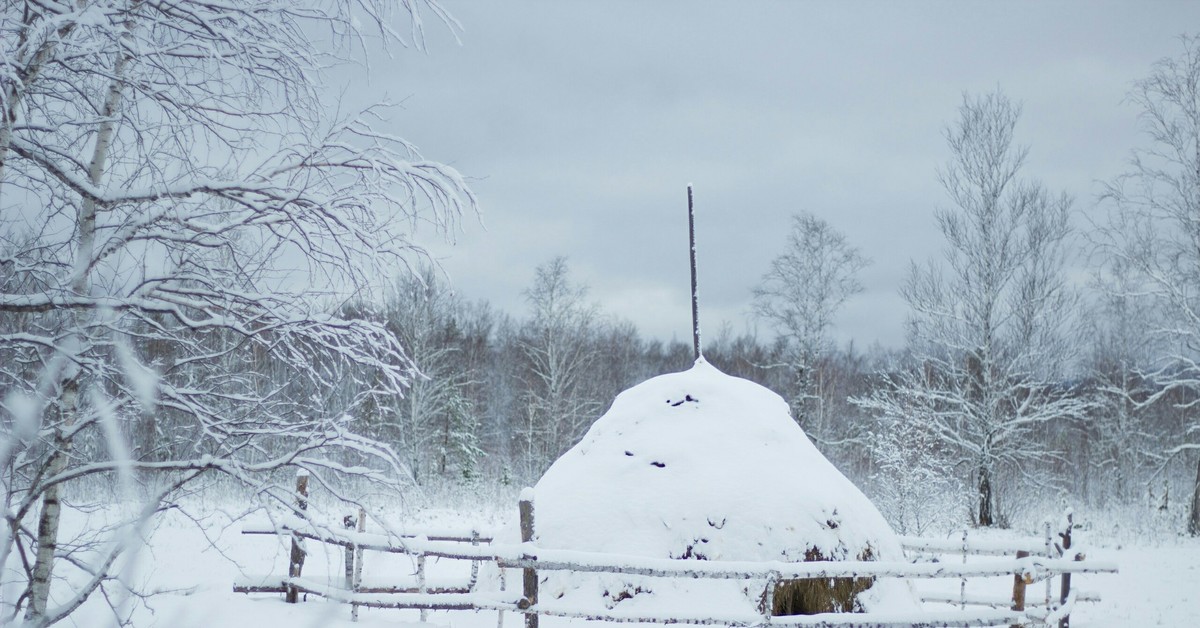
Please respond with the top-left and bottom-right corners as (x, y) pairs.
(0, 1), (474, 625)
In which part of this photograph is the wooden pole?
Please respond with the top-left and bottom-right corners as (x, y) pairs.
(497, 561), (507, 628)
(352, 507), (365, 621)
(418, 546), (429, 622)
(959, 528), (968, 610)
(1010, 549), (1030, 628)
(286, 470), (309, 604)
(1058, 512), (1074, 628)
(1044, 521), (1053, 609)
(688, 184), (701, 360)
(760, 572), (778, 621)
(344, 514), (356, 591)
(519, 492), (538, 628)
(469, 529), (481, 591)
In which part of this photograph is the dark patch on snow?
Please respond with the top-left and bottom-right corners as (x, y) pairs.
(650, 461), (666, 468)
(624, 451), (634, 457)
(673, 541), (709, 560)
(707, 517), (726, 529)
(667, 394), (699, 407)
(603, 585), (650, 608)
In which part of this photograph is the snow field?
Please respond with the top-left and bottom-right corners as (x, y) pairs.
(29, 499), (1197, 627)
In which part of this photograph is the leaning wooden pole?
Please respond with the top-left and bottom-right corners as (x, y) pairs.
(287, 470), (309, 603)
(688, 184), (701, 360)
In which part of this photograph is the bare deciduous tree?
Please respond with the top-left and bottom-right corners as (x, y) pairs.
(515, 257), (599, 482)
(1081, 259), (1163, 505)
(860, 91), (1084, 527)
(752, 212), (869, 443)
(1096, 35), (1200, 536)
(363, 267), (483, 484)
(0, 1), (473, 624)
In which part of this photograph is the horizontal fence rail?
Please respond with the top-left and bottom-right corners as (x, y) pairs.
(898, 536), (1051, 557)
(244, 519), (1114, 583)
(235, 493), (1116, 628)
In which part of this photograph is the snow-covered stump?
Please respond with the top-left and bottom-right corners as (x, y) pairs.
(287, 471), (309, 604)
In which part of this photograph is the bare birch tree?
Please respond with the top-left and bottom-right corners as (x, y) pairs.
(515, 257), (599, 482)
(0, 2), (474, 625)
(1081, 259), (1163, 504)
(1096, 35), (1200, 535)
(860, 91), (1085, 527)
(752, 212), (869, 443)
(365, 267), (482, 484)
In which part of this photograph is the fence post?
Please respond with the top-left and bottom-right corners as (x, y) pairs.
(497, 561), (507, 628)
(1058, 512), (1074, 628)
(352, 508), (365, 622)
(959, 528), (968, 610)
(1010, 549), (1030, 628)
(470, 529), (481, 591)
(286, 470), (309, 604)
(760, 571), (779, 624)
(344, 514), (356, 590)
(418, 538), (429, 622)
(1043, 521), (1053, 609)
(519, 489), (538, 628)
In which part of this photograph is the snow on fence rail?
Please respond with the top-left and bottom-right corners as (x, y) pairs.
(234, 479), (1115, 627)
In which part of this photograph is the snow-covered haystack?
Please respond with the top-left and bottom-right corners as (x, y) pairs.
(522, 358), (919, 617)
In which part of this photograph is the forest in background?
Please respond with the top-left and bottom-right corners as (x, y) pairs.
(2, 3), (1200, 625)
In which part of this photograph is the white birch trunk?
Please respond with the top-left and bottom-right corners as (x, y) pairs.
(25, 17), (129, 618)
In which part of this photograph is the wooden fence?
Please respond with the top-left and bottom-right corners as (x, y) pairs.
(234, 480), (1115, 628)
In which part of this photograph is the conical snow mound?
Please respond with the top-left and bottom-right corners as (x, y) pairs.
(528, 359), (919, 615)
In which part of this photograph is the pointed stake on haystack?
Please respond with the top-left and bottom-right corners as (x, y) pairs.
(688, 184), (702, 360)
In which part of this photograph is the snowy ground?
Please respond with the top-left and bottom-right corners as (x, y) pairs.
(40, 501), (1199, 628)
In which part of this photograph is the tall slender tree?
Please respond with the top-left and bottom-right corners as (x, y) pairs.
(861, 91), (1084, 527)
(514, 257), (599, 482)
(753, 212), (869, 443)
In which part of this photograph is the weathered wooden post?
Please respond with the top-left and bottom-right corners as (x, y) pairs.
(1043, 521), (1053, 609)
(1058, 512), (1075, 628)
(352, 507), (365, 621)
(418, 537), (429, 622)
(1010, 550), (1030, 628)
(687, 184), (702, 361)
(959, 528), (968, 610)
(286, 470), (309, 603)
(760, 572), (779, 622)
(469, 529), (481, 590)
(344, 513), (356, 590)
(497, 562), (507, 628)
(518, 489), (538, 628)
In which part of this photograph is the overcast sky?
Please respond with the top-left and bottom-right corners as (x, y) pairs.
(359, 1), (1200, 349)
